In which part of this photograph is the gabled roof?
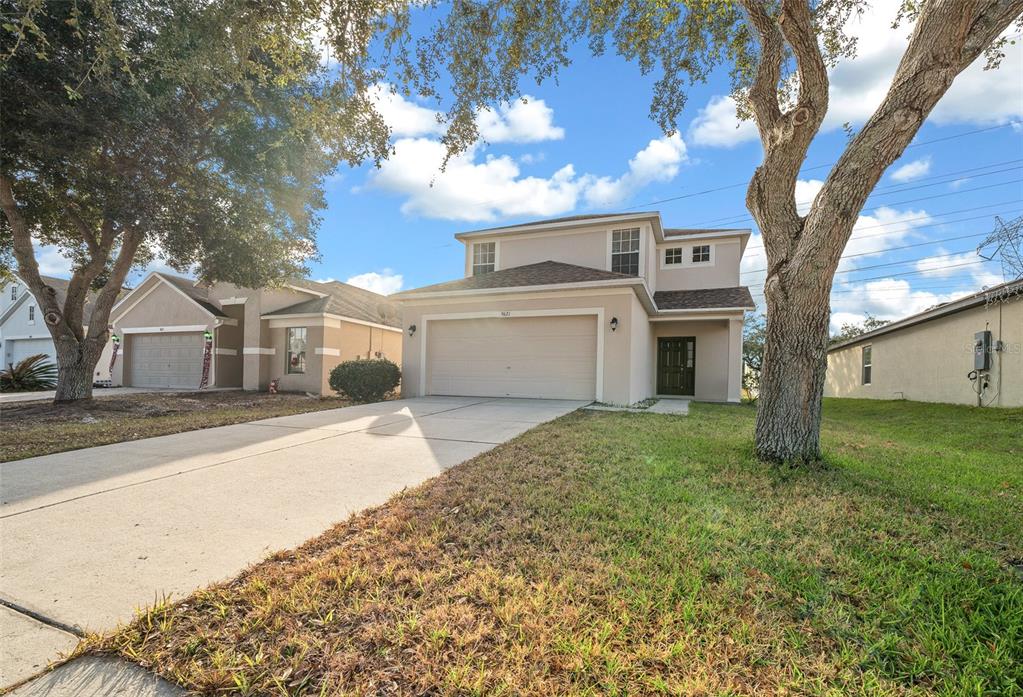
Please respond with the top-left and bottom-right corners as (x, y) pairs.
(654, 287), (756, 311)
(261, 280), (401, 328)
(828, 278), (1022, 351)
(2, 275), (127, 326)
(159, 273), (230, 318)
(391, 261), (642, 297)
(462, 212), (654, 235)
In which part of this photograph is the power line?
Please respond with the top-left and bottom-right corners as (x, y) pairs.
(691, 177), (1022, 228)
(619, 124), (1019, 213)
(747, 258), (994, 288)
(741, 202), (1023, 258)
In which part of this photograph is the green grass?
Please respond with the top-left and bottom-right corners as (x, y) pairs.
(93, 399), (1023, 695)
(0, 391), (351, 462)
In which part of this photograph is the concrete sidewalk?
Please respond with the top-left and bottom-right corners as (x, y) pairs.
(0, 396), (585, 693)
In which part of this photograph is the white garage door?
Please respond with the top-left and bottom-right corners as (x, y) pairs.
(427, 315), (597, 400)
(5, 338), (56, 366)
(129, 332), (204, 388)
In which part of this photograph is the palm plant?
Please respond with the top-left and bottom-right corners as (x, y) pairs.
(0, 354), (58, 392)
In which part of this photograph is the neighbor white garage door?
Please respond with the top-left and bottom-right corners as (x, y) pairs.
(5, 338), (55, 366)
(129, 332), (204, 388)
(426, 315), (597, 400)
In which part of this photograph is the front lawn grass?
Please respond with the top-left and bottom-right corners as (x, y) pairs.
(94, 399), (1022, 695)
(0, 391), (350, 462)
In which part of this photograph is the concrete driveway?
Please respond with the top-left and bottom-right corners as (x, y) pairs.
(0, 396), (586, 691)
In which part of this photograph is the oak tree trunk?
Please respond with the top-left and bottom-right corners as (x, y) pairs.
(52, 336), (106, 402)
(754, 271), (832, 463)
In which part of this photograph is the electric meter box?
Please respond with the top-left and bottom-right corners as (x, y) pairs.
(974, 330), (992, 371)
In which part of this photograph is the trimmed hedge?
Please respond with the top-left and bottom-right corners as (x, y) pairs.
(328, 359), (401, 403)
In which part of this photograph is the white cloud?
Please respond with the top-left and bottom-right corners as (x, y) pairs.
(915, 249), (979, 278)
(890, 157), (932, 183)
(688, 95), (759, 148)
(584, 134), (688, 208)
(345, 269), (404, 295)
(33, 242), (74, 277)
(828, 279), (966, 332)
(367, 133), (688, 222)
(689, 0), (1022, 148)
(369, 84), (445, 138)
(794, 179), (824, 215)
(477, 97), (565, 143)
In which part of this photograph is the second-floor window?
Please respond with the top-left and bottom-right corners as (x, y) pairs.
(9, 284), (16, 301)
(664, 247), (683, 265)
(692, 245), (711, 263)
(28, 305), (35, 322)
(611, 228), (640, 276)
(472, 242), (496, 276)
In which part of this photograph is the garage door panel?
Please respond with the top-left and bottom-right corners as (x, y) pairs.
(427, 315), (597, 400)
(129, 333), (203, 388)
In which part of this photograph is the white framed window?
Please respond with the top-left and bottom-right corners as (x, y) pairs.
(9, 285), (16, 301)
(472, 242), (496, 276)
(28, 305), (35, 322)
(664, 247), (683, 265)
(286, 327), (307, 374)
(861, 345), (872, 385)
(611, 228), (641, 276)
(692, 245), (711, 263)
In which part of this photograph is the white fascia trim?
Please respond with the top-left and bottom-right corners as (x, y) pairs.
(417, 307), (605, 402)
(654, 306), (753, 316)
(243, 347), (276, 355)
(286, 283), (328, 298)
(215, 348), (238, 356)
(257, 311), (401, 333)
(121, 324), (209, 334)
(110, 274), (162, 322)
(1, 333), (54, 341)
(315, 347), (341, 356)
(662, 229), (752, 243)
(456, 213), (663, 241)
(219, 297), (247, 305)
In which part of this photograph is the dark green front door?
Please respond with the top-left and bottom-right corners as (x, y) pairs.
(657, 337), (695, 396)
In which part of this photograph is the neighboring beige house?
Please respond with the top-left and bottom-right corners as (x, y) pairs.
(392, 212), (755, 404)
(826, 280), (1022, 407)
(109, 272), (402, 395)
(1, 275), (116, 382)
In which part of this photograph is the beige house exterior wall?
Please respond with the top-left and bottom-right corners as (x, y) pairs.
(654, 238), (743, 291)
(114, 280), (213, 329)
(401, 289), (640, 404)
(214, 304), (244, 388)
(825, 296), (1022, 407)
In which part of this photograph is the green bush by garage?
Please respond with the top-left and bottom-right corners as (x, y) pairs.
(328, 359), (401, 403)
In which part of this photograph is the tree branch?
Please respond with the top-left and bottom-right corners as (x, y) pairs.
(86, 225), (143, 343)
(805, 0), (1023, 271)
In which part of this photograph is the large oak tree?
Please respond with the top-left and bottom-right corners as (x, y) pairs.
(318, 0), (1020, 463)
(0, 0), (387, 401)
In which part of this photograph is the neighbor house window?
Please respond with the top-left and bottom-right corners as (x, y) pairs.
(611, 228), (641, 276)
(28, 305), (35, 322)
(472, 242), (496, 275)
(692, 245), (711, 263)
(9, 285), (16, 301)
(861, 345), (872, 385)
(664, 247), (683, 265)
(286, 327), (307, 374)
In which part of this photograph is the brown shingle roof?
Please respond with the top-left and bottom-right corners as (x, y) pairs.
(393, 261), (641, 297)
(653, 287), (756, 310)
(262, 280), (400, 328)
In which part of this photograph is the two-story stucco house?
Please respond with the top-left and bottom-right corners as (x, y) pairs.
(393, 212), (755, 404)
(1, 275), (116, 381)
(108, 272), (402, 394)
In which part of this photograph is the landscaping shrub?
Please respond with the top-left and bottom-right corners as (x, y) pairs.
(0, 354), (58, 392)
(328, 359), (400, 402)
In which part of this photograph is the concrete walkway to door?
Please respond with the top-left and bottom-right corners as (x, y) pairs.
(0, 396), (587, 694)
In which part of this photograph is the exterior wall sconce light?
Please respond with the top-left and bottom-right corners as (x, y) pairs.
(408, 324), (417, 337)
(610, 317), (619, 332)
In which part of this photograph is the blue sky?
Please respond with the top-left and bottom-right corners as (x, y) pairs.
(33, 1), (1023, 332)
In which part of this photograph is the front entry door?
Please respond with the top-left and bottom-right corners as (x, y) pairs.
(657, 337), (695, 396)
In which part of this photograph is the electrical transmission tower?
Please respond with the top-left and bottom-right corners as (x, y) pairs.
(977, 214), (1023, 281)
